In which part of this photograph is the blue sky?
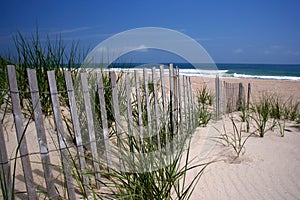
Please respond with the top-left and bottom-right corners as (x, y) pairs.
(0, 0), (300, 64)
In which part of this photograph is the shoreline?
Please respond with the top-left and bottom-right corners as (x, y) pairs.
(190, 76), (300, 102)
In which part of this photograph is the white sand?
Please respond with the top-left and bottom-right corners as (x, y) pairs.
(187, 117), (300, 200)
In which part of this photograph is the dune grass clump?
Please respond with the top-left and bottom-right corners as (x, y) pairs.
(10, 30), (86, 115)
(283, 100), (300, 121)
(238, 104), (251, 133)
(196, 85), (214, 127)
(93, 128), (210, 199)
(239, 104), (247, 123)
(269, 95), (282, 120)
(249, 93), (300, 137)
(266, 94), (300, 122)
(250, 95), (277, 137)
(215, 117), (253, 158)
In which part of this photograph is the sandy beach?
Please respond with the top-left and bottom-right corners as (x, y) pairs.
(187, 116), (300, 200)
(191, 76), (300, 102)
(187, 76), (300, 199)
(1, 76), (300, 199)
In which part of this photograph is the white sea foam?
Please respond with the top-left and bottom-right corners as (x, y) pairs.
(102, 68), (228, 77)
(101, 68), (300, 81)
(233, 73), (300, 81)
(179, 69), (228, 76)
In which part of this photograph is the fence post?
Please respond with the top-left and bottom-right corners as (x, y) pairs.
(47, 70), (76, 200)
(110, 71), (125, 172)
(160, 65), (168, 146)
(27, 69), (58, 199)
(0, 122), (11, 200)
(238, 83), (245, 110)
(225, 82), (229, 113)
(7, 65), (38, 200)
(80, 73), (101, 188)
(173, 66), (179, 135)
(152, 67), (161, 150)
(124, 73), (136, 170)
(169, 64), (175, 137)
(176, 68), (182, 135)
(64, 71), (90, 193)
(215, 75), (220, 119)
(143, 68), (152, 140)
(125, 73), (133, 136)
(134, 70), (144, 149)
(247, 83), (251, 111)
(96, 71), (113, 169)
(188, 77), (195, 127)
(185, 76), (192, 131)
(182, 76), (188, 131)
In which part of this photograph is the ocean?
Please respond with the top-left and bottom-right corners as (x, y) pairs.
(216, 63), (300, 81)
(108, 63), (300, 81)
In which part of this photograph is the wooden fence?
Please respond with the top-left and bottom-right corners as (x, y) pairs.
(0, 64), (198, 199)
(215, 75), (251, 118)
(0, 64), (249, 199)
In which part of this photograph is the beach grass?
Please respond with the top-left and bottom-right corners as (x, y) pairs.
(11, 30), (87, 116)
(195, 85), (214, 127)
(250, 93), (300, 137)
(250, 95), (276, 137)
(214, 116), (253, 158)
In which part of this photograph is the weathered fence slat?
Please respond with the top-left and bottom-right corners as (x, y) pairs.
(226, 82), (229, 112)
(169, 64), (175, 135)
(152, 67), (161, 150)
(125, 73), (136, 170)
(224, 81), (228, 112)
(134, 70), (144, 146)
(64, 71), (89, 192)
(215, 75), (220, 119)
(143, 68), (152, 140)
(226, 82), (232, 113)
(47, 70), (76, 200)
(0, 122), (11, 200)
(27, 69), (58, 199)
(182, 76), (188, 131)
(176, 68), (182, 139)
(186, 76), (193, 130)
(96, 71), (112, 169)
(110, 71), (125, 171)
(232, 83), (237, 111)
(188, 77), (195, 127)
(160, 65), (168, 145)
(125, 74), (133, 136)
(7, 65), (38, 200)
(173, 66), (178, 135)
(247, 83), (251, 111)
(80, 73), (101, 188)
(238, 83), (245, 110)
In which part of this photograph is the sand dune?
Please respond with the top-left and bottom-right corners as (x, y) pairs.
(188, 119), (300, 200)
(1, 77), (300, 199)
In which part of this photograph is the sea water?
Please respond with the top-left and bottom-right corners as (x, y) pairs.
(108, 63), (300, 81)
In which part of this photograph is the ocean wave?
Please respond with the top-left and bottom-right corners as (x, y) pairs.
(233, 73), (300, 81)
(103, 68), (229, 76)
(179, 69), (228, 76)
